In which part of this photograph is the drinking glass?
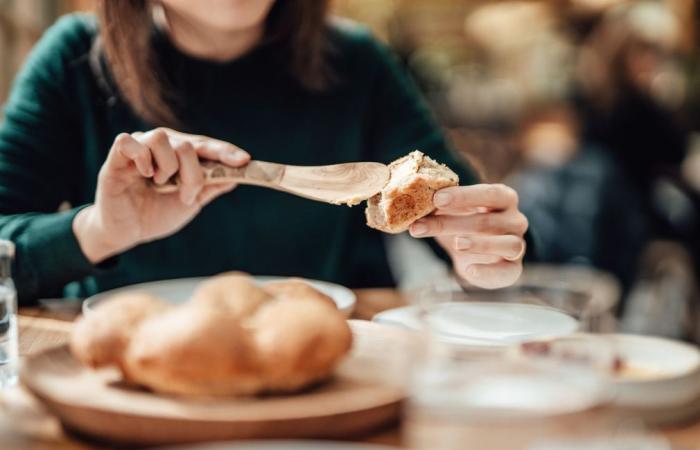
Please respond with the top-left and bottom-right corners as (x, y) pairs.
(0, 240), (17, 389)
(402, 279), (619, 450)
(404, 356), (614, 450)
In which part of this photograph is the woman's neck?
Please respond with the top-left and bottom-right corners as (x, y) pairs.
(158, 5), (264, 62)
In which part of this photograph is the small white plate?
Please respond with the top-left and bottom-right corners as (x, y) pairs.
(83, 276), (356, 317)
(162, 441), (396, 450)
(373, 302), (579, 347)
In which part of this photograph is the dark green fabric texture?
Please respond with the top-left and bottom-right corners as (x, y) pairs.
(0, 14), (477, 304)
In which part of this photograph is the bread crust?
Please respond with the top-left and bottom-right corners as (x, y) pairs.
(366, 150), (459, 233)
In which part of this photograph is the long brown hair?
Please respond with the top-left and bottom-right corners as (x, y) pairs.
(95, 0), (332, 126)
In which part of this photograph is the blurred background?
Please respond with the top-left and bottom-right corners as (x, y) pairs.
(2, 0), (700, 339)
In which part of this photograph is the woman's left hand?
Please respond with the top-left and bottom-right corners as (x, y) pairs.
(409, 184), (528, 289)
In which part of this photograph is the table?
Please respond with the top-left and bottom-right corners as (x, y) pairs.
(2, 289), (700, 449)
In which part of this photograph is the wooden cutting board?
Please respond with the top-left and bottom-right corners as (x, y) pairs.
(20, 321), (414, 446)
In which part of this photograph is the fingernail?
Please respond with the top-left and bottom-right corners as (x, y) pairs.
(456, 237), (472, 250)
(411, 221), (428, 236)
(223, 152), (247, 165)
(434, 192), (452, 207)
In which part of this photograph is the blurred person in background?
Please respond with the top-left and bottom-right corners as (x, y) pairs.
(574, 1), (700, 334)
(575, 1), (689, 235)
(507, 103), (646, 297)
(0, 0), (530, 303)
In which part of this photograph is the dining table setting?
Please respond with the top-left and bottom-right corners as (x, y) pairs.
(1, 0), (700, 447)
(3, 276), (700, 450)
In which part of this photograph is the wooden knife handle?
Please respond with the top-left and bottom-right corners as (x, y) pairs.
(152, 160), (286, 193)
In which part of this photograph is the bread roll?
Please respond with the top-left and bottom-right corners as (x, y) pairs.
(122, 303), (263, 396)
(251, 297), (353, 392)
(191, 271), (271, 318)
(70, 293), (167, 368)
(71, 272), (353, 397)
(366, 150), (459, 233)
(263, 278), (335, 307)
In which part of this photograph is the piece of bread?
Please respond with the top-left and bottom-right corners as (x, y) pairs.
(263, 278), (335, 308)
(70, 293), (168, 368)
(366, 150), (459, 233)
(250, 297), (353, 392)
(191, 271), (271, 318)
(122, 303), (263, 396)
(71, 272), (353, 397)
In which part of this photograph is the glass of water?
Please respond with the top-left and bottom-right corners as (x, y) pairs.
(402, 279), (618, 450)
(0, 240), (18, 389)
(404, 356), (613, 450)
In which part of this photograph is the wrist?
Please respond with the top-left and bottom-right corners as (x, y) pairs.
(72, 205), (133, 264)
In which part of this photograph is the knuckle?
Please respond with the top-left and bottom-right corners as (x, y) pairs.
(156, 159), (178, 178)
(151, 128), (170, 144)
(499, 184), (518, 205)
(113, 133), (131, 147)
(475, 214), (490, 232)
(484, 184), (500, 201)
(431, 217), (444, 235)
(174, 140), (195, 155)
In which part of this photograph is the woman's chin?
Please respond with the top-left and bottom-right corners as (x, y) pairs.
(162, 0), (275, 34)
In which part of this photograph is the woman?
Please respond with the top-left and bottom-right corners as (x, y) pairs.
(0, 0), (527, 303)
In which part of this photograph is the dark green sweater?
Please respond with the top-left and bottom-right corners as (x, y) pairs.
(0, 14), (476, 304)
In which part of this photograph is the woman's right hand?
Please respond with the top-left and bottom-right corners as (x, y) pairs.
(73, 128), (250, 264)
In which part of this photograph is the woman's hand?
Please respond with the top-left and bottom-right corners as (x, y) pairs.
(73, 128), (250, 264)
(409, 184), (528, 289)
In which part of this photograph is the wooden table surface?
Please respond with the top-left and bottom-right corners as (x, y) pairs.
(2, 289), (700, 449)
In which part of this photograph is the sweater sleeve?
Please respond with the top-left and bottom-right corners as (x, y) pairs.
(0, 15), (103, 304)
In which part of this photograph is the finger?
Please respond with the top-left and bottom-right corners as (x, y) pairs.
(410, 211), (528, 238)
(193, 140), (250, 167)
(454, 235), (526, 260)
(196, 181), (237, 207)
(433, 184), (519, 214)
(134, 129), (179, 185)
(456, 259), (523, 289)
(107, 133), (154, 177)
(173, 141), (204, 206)
(153, 128), (251, 167)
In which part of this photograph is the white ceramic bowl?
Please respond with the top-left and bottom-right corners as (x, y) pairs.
(606, 334), (700, 408)
(83, 276), (356, 317)
(513, 333), (700, 409)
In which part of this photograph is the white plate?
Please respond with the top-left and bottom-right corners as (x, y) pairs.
(161, 441), (396, 450)
(373, 302), (579, 346)
(83, 276), (356, 317)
